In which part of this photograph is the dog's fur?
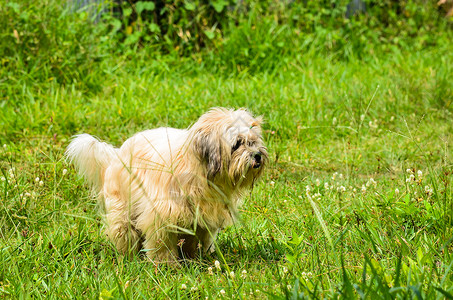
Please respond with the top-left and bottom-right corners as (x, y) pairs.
(66, 108), (267, 263)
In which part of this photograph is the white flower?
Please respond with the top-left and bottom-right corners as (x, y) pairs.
(35, 177), (40, 183)
(417, 170), (423, 178)
(338, 186), (346, 193)
(406, 168), (413, 174)
(339, 173), (344, 180)
(207, 267), (213, 275)
(366, 178), (376, 187)
(360, 114), (365, 121)
(190, 286), (198, 292)
(214, 260), (221, 270)
(390, 116), (395, 121)
(62, 169), (68, 176)
(287, 285), (292, 290)
(2, 144), (6, 149)
(229, 271), (235, 278)
(1, 177), (5, 181)
(332, 117), (337, 126)
(282, 266), (288, 273)
(270, 181), (275, 186)
(406, 174), (415, 184)
(332, 172), (338, 180)
(24, 192), (31, 197)
(241, 270), (247, 278)
(220, 289), (226, 295)
(181, 284), (187, 290)
(395, 188), (399, 195)
(353, 188), (357, 193)
(425, 185), (433, 195)
(361, 185), (366, 193)
(39, 180), (44, 187)
(315, 179), (320, 186)
(324, 182), (329, 189)
(369, 120), (378, 129)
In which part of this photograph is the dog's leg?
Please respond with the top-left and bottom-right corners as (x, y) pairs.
(104, 196), (141, 255)
(142, 229), (179, 264)
(197, 227), (220, 254)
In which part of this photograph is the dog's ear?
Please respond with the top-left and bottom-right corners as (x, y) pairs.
(192, 130), (222, 179)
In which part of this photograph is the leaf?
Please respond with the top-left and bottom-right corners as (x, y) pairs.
(110, 18), (122, 32)
(99, 288), (113, 300)
(20, 11), (29, 21)
(286, 253), (295, 264)
(211, 0), (228, 13)
(7, 2), (20, 14)
(308, 195), (333, 249)
(148, 23), (160, 33)
(434, 287), (453, 299)
(184, 1), (196, 11)
(416, 247), (423, 264)
(204, 30), (215, 40)
(408, 285), (423, 300)
(288, 230), (303, 246)
(136, 1), (155, 14)
(124, 31), (141, 45)
(123, 7), (133, 17)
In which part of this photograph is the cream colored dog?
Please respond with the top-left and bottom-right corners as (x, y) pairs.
(66, 108), (267, 263)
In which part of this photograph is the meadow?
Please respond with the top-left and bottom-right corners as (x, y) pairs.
(0, 0), (452, 298)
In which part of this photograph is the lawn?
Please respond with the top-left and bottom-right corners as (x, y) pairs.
(0, 1), (452, 299)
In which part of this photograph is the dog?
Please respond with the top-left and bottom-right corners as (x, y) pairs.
(65, 108), (267, 263)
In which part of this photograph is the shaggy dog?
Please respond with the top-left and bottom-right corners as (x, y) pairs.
(66, 108), (267, 263)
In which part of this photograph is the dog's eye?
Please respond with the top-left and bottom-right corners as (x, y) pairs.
(232, 139), (242, 152)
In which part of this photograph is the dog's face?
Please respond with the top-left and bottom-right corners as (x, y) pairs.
(191, 108), (268, 188)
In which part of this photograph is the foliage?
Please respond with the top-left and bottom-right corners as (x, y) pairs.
(0, 0), (452, 298)
(0, 1), (104, 90)
(99, 0), (236, 55)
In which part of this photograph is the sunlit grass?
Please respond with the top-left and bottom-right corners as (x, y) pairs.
(1, 50), (452, 297)
(0, 1), (452, 298)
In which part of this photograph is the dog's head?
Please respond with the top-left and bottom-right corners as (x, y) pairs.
(190, 108), (268, 188)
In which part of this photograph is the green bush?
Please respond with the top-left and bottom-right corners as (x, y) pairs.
(99, 0), (236, 55)
(0, 1), (103, 90)
(0, 0), (451, 84)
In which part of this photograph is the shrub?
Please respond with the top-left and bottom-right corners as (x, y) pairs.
(0, 1), (103, 90)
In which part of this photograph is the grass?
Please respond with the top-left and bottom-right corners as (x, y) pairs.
(1, 2), (453, 299)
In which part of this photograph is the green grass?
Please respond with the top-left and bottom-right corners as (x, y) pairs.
(1, 1), (453, 299)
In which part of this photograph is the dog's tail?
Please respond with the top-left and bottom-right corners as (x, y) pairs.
(65, 134), (118, 191)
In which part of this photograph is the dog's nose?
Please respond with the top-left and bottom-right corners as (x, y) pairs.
(254, 152), (262, 163)
(252, 152), (262, 168)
